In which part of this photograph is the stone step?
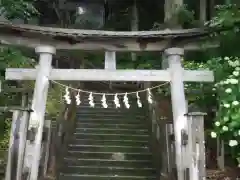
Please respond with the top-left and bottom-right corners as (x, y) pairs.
(66, 151), (151, 160)
(68, 144), (149, 152)
(76, 118), (146, 124)
(59, 174), (155, 180)
(63, 158), (152, 168)
(71, 139), (149, 147)
(77, 106), (142, 111)
(73, 133), (149, 141)
(60, 96), (156, 180)
(78, 100), (142, 106)
(76, 114), (147, 119)
(76, 123), (147, 129)
(76, 121), (146, 126)
(77, 105), (145, 110)
(61, 165), (156, 176)
(74, 128), (148, 135)
(76, 110), (145, 116)
(76, 113), (145, 118)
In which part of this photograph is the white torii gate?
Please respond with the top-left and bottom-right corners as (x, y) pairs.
(5, 46), (214, 180)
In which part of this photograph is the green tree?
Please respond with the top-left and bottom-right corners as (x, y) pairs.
(0, 0), (38, 150)
(0, 0), (38, 20)
(206, 3), (240, 165)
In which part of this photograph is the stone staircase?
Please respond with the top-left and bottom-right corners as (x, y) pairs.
(59, 93), (157, 180)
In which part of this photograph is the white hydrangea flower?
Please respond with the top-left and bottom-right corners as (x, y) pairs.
(234, 60), (240, 66)
(212, 88), (216, 91)
(223, 103), (230, 108)
(222, 126), (228, 131)
(228, 61), (234, 67)
(224, 56), (230, 61)
(225, 88), (232, 93)
(229, 78), (238, 84)
(224, 80), (229, 84)
(211, 132), (217, 138)
(232, 101), (239, 106)
(223, 117), (229, 122)
(229, 140), (238, 147)
(228, 60), (239, 67)
(215, 121), (220, 126)
(236, 67), (240, 71)
(233, 71), (239, 76)
(238, 130), (240, 136)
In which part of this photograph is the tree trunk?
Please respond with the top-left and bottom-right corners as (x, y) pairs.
(131, 0), (138, 63)
(200, 0), (207, 25)
(164, 0), (183, 28)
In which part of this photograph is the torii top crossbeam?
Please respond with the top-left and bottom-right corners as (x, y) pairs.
(0, 21), (213, 51)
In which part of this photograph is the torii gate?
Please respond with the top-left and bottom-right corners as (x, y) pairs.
(1, 22), (214, 180)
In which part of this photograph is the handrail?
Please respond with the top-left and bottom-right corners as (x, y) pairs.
(0, 106), (32, 112)
(4, 109), (31, 180)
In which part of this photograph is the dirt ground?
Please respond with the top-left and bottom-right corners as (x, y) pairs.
(207, 168), (240, 180)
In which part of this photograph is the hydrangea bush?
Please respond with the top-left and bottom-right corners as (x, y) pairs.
(209, 56), (240, 165)
(186, 57), (240, 165)
(184, 58), (240, 151)
(206, 3), (240, 165)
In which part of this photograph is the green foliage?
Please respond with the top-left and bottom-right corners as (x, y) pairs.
(0, 47), (34, 68)
(204, 3), (240, 163)
(0, 119), (10, 149)
(208, 4), (240, 29)
(176, 4), (195, 27)
(207, 4), (240, 57)
(46, 85), (64, 117)
(0, 47), (34, 151)
(0, 0), (38, 153)
(0, 46), (35, 92)
(0, 0), (38, 149)
(0, 0), (39, 20)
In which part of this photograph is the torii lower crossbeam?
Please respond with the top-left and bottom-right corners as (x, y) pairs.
(6, 68), (214, 82)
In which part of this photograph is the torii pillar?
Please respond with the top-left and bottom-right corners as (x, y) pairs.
(28, 46), (56, 180)
(165, 48), (189, 180)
